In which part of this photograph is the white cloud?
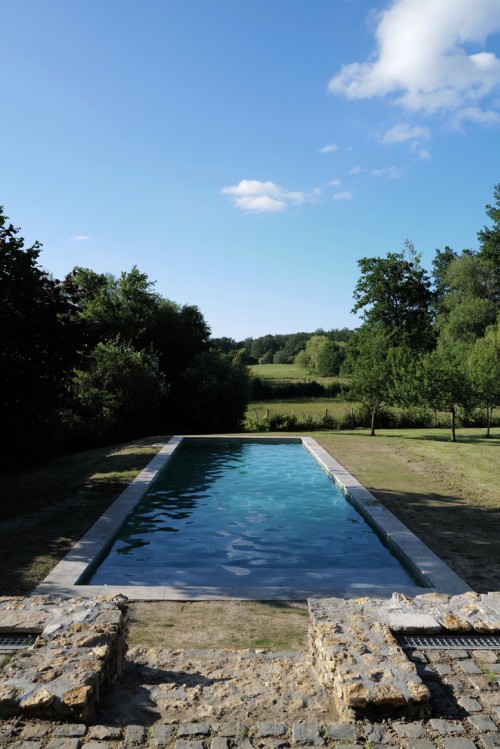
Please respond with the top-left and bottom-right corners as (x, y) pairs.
(327, 179), (342, 187)
(334, 191), (353, 200)
(371, 166), (405, 179)
(380, 123), (431, 145)
(328, 0), (500, 119)
(450, 105), (500, 129)
(221, 179), (317, 213)
(319, 143), (338, 154)
(349, 165), (363, 175)
(70, 235), (90, 241)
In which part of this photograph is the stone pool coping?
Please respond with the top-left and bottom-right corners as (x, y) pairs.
(35, 436), (470, 600)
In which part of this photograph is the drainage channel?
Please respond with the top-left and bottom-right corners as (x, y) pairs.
(397, 633), (500, 650)
(0, 633), (38, 651)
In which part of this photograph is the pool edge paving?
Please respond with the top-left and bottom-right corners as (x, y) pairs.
(35, 435), (470, 601)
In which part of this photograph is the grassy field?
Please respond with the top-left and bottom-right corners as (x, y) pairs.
(248, 363), (344, 386)
(247, 398), (360, 422)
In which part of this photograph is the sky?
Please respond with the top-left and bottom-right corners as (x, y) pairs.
(2, 0), (500, 340)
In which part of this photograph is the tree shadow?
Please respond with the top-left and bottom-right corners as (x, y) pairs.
(371, 486), (500, 593)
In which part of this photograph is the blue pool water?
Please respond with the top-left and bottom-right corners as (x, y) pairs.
(88, 439), (417, 588)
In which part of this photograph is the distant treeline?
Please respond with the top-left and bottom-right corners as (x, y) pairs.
(212, 328), (355, 376)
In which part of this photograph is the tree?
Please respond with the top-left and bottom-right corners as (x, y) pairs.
(294, 335), (328, 373)
(167, 350), (251, 433)
(435, 254), (498, 344)
(478, 183), (500, 266)
(68, 341), (164, 446)
(341, 326), (392, 436)
(0, 208), (85, 467)
(352, 250), (434, 350)
(316, 339), (345, 376)
(417, 343), (470, 442)
(431, 246), (459, 310)
(467, 322), (500, 437)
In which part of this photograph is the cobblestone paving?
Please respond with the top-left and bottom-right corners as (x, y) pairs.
(1, 645), (500, 749)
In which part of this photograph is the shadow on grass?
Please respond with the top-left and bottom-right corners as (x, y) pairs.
(371, 486), (500, 594)
(0, 436), (169, 596)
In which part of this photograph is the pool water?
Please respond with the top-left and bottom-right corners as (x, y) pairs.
(88, 439), (417, 588)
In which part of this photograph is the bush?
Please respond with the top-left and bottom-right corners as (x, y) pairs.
(67, 340), (163, 448)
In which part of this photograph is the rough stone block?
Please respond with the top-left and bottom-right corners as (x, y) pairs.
(291, 723), (323, 745)
(151, 724), (174, 746)
(388, 613), (441, 632)
(467, 715), (498, 733)
(211, 739), (229, 749)
(257, 722), (287, 737)
(441, 740), (477, 749)
(177, 723), (211, 737)
(325, 723), (357, 741)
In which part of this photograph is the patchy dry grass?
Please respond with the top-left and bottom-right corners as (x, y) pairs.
(127, 600), (309, 650)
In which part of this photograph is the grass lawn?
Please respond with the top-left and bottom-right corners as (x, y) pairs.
(248, 363), (345, 386)
(247, 399), (360, 422)
(314, 428), (500, 593)
(1, 426), (499, 600)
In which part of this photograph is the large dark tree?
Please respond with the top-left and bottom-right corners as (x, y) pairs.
(352, 249), (434, 350)
(0, 208), (85, 466)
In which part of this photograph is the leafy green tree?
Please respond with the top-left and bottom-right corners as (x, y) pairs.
(316, 339), (345, 376)
(68, 341), (164, 446)
(478, 183), (500, 266)
(431, 246), (459, 310)
(467, 322), (500, 437)
(341, 326), (392, 436)
(417, 343), (470, 442)
(436, 254), (498, 344)
(295, 335), (329, 373)
(352, 250), (434, 349)
(67, 265), (211, 383)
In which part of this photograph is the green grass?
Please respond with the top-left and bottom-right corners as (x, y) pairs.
(313, 427), (500, 592)
(247, 398), (359, 422)
(248, 363), (345, 386)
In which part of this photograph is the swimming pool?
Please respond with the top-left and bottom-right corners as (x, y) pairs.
(86, 438), (417, 588)
(37, 436), (470, 599)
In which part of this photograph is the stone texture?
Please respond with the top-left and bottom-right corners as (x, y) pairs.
(177, 723), (211, 737)
(291, 723), (323, 745)
(123, 724), (146, 744)
(325, 723), (357, 741)
(257, 722), (287, 737)
(0, 595), (127, 721)
(211, 739), (229, 749)
(151, 724), (175, 746)
(467, 715), (498, 732)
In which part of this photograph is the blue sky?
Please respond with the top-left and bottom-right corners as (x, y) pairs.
(2, 0), (500, 339)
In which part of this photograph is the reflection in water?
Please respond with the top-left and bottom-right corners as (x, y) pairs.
(89, 440), (416, 587)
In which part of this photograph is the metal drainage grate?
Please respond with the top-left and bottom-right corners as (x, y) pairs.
(397, 633), (500, 650)
(0, 633), (38, 651)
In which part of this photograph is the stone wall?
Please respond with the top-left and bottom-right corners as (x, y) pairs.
(309, 591), (500, 722)
(0, 595), (127, 721)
